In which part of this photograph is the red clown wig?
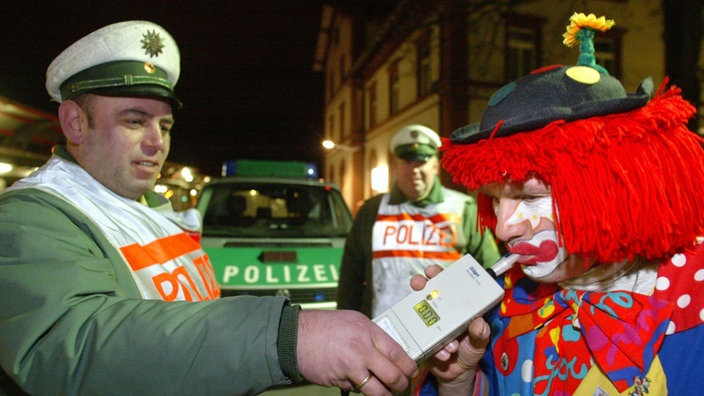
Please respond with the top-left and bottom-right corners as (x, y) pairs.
(442, 13), (704, 264)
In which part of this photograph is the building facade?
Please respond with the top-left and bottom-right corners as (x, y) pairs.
(315, 0), (680, 213)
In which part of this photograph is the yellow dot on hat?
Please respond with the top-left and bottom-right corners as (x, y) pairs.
(565, 65), (601, 84)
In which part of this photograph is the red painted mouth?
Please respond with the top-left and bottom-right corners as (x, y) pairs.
(508, 239), (559, 265)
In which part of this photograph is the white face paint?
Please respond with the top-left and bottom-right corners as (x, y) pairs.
(504, 196), (554, 228)
(517, 230), (569, 278)
(485, 178), (595, 283)
(504, 197), (567, 279)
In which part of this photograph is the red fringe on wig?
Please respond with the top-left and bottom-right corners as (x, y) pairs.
(442, 84), (704, 264)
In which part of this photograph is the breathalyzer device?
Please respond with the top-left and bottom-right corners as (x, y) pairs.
(373, 253), (518, 363)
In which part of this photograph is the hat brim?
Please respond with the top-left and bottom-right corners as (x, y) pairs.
(89, 85), (182, 109)
(451, 77), (654, 144)
(394, 143), (438, 161)
(397, 153), (434, 161)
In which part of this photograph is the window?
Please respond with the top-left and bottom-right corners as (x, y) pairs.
(595, 38), (615, 74)
(338, 102), (346, 138)
(389, 62), (400, 115)
(504, 14), (543, 82)
(327, 114), (335, 141)
(339, 161), (346, 194)
(594, 29), (623, 78)
(327, 71), (334, 99)
(506, 26), (536, 81)
(333, 25), (340, 46)
(417, 37), (432, 97)
(367, 150), (377, 197)
(199, 182), (352, 238)
(368, 83), (378, 128)
(339, 53), (347, 79)
(368, 149), (388, 193)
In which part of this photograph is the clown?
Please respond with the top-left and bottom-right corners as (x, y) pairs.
(414, 13), (704, 396)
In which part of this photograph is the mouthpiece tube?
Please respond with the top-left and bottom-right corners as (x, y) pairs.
(486, 253), (520, 279)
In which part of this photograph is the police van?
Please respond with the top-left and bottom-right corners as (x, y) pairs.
(195, 160), (353, 309)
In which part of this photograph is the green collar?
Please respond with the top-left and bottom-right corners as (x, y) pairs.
(388, 178), (444, 207)
(52, 145), (73, 162)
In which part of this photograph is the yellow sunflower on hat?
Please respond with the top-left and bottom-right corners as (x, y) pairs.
(562, 12), (615, 47)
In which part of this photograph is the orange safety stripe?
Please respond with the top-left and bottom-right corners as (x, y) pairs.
(372, 250), (461, 261)
(121, 233), (201, 271)
(377, 212), (461, 224)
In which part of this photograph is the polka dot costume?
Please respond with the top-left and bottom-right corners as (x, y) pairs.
(654, 242), (704, 334)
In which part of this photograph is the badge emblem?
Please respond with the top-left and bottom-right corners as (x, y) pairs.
(140, 29), (165, 58)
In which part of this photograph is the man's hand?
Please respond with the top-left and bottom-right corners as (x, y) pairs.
(410, 264), (490, 394)
(296, 310), (417, 395)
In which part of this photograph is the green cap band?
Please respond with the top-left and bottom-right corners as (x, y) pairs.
(59, 60), (180, 107)
(395, 143), (437, 161)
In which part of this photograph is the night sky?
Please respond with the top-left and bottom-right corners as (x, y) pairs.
(0, 0), (326, 176)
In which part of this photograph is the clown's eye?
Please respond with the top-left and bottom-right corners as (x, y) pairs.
(521, 196), (542, 205)
(491, 197), (500, 216)
(513, 193), (534, 200)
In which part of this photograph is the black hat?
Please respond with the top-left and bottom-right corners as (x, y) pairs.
(451, 12), (653, 144)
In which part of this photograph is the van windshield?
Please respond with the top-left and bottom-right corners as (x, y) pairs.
(197, 182), (353, 238)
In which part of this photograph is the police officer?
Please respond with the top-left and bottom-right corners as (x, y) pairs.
(337, 124), (501, 318)
(0, 20), (417, 395)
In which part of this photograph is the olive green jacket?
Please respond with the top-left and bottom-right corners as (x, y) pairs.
(0, 148), (301, 395)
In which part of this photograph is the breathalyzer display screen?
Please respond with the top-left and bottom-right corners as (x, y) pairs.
(414, 300), (440, 327)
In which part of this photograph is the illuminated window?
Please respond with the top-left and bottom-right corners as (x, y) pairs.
(371, 165), (389, 193)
